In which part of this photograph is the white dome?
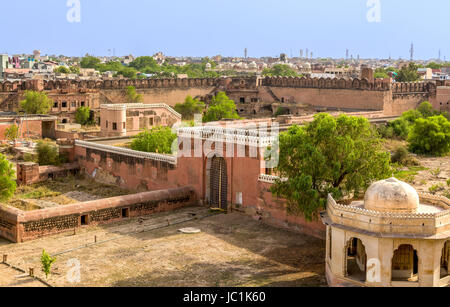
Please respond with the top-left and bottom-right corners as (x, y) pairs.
(364, 178), (419, 213)
(205, 63), (212, 69)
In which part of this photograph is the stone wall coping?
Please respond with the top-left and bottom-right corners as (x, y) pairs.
(258, 174), (287, 183)
(100, 103), (181, 119)
(13, 186), (194, 223)
(177, 126), (278, 148)
(75, 140), (177, 165)
(327, 193), (450, 220)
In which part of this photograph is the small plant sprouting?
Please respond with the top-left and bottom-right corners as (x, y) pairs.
(41, 249), (56, 279)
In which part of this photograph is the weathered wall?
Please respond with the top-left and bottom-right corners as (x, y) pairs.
(75, 145), (180, 192)
(0, 186), (196, 242)
(266, 87), (390, 111)
(0, 118), (55, 140)
(432, 86), (450, 113)
(99, 87), (215, 107)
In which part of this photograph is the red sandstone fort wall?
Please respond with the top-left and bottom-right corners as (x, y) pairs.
(74, 145), (181, 192)
(99, 87), (216, 107)
(265, 87), (390, 111)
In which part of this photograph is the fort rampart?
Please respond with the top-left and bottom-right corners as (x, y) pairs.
(0, 77), (438, 119)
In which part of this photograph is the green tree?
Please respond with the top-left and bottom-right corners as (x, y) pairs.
(117, 67), (138, 79)
(426, 62), (441, 69)
(203, 92), (240, 123)
(80, 56), (101, 68)
(174, 96), (205, 120)
(40, 250), (56, 279)
(75, 107), (93, 125)
(125, 86), (143, 103)
(408, 115), (450, 156)
(395, 62), (420, 82)
(54, 66), (70, 74)
(130, 126), (177, 154)
(0, 154), (17, 201)
(129, 56), (158, 70)
(4, 125), (19, 141)
(262, 64), (300, 77)
(374, 68), (390, 79)
(271, 114), (391, 221)
(383, 102), (437, 140)
(36, 140), (62, 166)
(20, 91), (53, 115)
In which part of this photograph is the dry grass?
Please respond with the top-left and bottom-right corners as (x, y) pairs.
(3, 175), (132, 210)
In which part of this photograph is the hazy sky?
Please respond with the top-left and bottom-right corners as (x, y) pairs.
(1, 0), (449, 59)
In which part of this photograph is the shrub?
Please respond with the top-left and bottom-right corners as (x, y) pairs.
(75, 107), (93, 125)
(174, 96), (205, 120)
(203, 92), (240, 123)
(36, 140), (62, 166)
(408, 115), (450, 156)
(0, 154), (17, 201)
(429, 184), (445, 195)
(125, 86), (143, 103)
(41, 250), (56, 278)
(4, 125), (19, 141)
(417, 101), (436, 118)
(391, 146), (408, 165)
(377, 125), (394, 139)
(274, 107), (290, 117)
(20, 91), (53, 115)
(390, 118), (411, 140)
(130, 126), (177, 154)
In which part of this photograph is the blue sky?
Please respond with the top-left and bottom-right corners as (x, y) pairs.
(1, 0), (449, 59)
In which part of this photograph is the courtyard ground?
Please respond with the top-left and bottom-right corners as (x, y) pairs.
(0, 207), (326, 287)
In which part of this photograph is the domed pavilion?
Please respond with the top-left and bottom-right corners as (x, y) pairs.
(321, 178), (450, 287)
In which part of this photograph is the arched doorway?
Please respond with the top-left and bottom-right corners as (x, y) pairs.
(209, 156), (228, 210)
(345, 238), (367, 282)
(441, 241), (449, 279)
(391, 244), (419, 283)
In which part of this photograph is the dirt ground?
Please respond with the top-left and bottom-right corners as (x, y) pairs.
(409, 156), (450, 196)
(0, 207), (326, 287)
(383, 139), (450, 198)
(0, 264), (46, 287)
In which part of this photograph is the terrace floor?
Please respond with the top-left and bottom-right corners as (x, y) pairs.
(0, 207), (326, 287)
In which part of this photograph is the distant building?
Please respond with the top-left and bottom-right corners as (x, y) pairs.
(0, 54), (10, 77)
(100, 103), (182, 137)
(418, 68), (433, 80)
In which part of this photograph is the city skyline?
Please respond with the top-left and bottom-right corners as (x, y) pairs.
(0, 0), (449, 60)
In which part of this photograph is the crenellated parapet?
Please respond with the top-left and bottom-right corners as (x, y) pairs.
(0, 78), (220, 93)
(262, 76), (392, 91)
(392, 81), (436, 95)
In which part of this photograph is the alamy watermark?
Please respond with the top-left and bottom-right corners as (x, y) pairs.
(66, 258), (81, 284)
(366, 0), (381, 23)
(171, 114), (280, 169)
(67, 0), (81, 23)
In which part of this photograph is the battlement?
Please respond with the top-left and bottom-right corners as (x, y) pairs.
(0, 77), (437, 96)
(0, 78), (220, 93)
(261, 76), (392, 91)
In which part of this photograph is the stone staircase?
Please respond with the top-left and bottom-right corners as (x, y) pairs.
(265, 87), (281, 102)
